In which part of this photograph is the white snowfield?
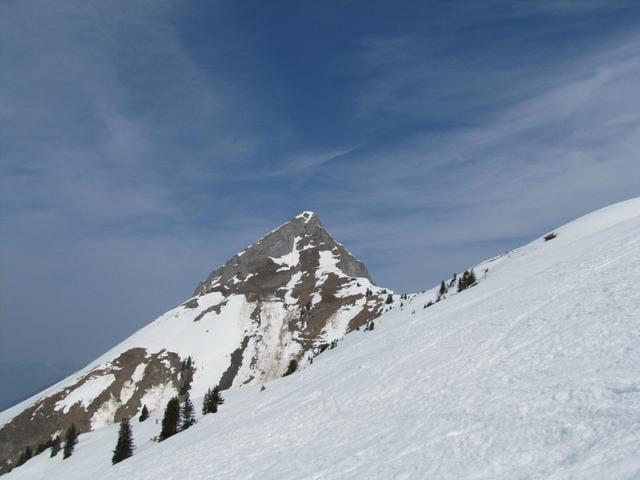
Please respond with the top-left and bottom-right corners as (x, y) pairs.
(7, 198), (640, 480)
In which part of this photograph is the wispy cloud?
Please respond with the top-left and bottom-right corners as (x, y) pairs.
(0, 0), (269, 363)
(318, 32), (640, 289)
(1, 0), (639, 368)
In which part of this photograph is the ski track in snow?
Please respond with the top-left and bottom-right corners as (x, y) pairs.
(6, 198), (640, 480)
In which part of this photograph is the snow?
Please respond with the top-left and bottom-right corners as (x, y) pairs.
(119, 364), (146, 405)
(281, 271), (303, 305)
(6, 198), (640, 479)
(54, 374), (116, 414)
(322, 297), (369, 342)
(315, 249), (343, 280)
(270, 236), (302, 270)
(138, 383), (178, 414)
(90, 395), (119, 430)
(295, 211), (316, 223)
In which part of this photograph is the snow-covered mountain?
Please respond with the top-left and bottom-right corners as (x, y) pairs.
(0, 211), (389, 475)
(4, 199), (640, 479)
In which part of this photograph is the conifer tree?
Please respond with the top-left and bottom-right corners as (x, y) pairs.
(202, 388), (212, 415)
(62, 424), (78, 459)
(159, 397), (180, 441)
(439, 281), (448, 296)
(202, 385), (225, 415)
(385, 294), (394, 304)
(457, 269), (478, 292)
(468, 268), (477, 285)
(284, 359), (298, 376)
(138, 404), (149, 422)
(112, 418), (134, 465)
(181, 396), (196, 431)
(212, 385), (224, 405)
(50, 436), (61, 458)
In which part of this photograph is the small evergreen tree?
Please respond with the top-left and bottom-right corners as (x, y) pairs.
(138, 404), (149, 422)
(159, 397), (180, 441)
(112, 418), (134, 465)
(181, 396), (196, 431)
(385, 294), (394, 304)
(439, 280), (448, 296)
(202, 389), (212, 415)
(212, 385), (224, 405)
(50, 436), (61, 458)
(62, 424), (78, 459)
(178, 356), (194, 395)
(457, 269), (478, 292)
(284, 359), (298, 376)
(202, 385), (224, 414)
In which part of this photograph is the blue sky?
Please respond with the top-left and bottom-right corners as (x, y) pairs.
(1, 0), (640, 404)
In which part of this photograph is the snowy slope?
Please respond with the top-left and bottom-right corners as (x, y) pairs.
(7, 198), (640, 479)
(0, 211), (391, 472)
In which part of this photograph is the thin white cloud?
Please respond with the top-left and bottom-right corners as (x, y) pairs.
(320, 33), (640, 289)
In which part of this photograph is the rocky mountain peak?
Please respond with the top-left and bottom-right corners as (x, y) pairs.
(0, 212), (389, 475)
(193, 211), (373, 299)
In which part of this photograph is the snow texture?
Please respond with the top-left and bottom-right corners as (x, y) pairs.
(6, 198), (640, 480)
(54, 374), (116, 414)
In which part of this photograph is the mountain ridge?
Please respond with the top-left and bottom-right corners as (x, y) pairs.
(5, 199), (640, 478)
(0, 211), (390, 475)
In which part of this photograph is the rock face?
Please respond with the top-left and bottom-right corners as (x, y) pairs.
(0, 211), (389, 475)
(0, 349), (187, 475)
(194, 211), (372, 298)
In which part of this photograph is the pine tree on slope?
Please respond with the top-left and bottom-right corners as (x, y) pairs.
(202, 386), (224, 415)
(112, 418), (134, 465)
(284, 359), (298, 376)
(62, 424), (78, 459)
(50, 436), (61, 458)
(212, 385), (224, 406)
(457, 269), (478, 292)
(159, 397), (180, 441)
(139, 404), (149, 422)
(181, 396), (196, 431)
(202, 388), (212, 415)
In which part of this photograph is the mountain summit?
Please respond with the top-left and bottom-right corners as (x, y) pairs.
(0, 212), (389, 474)
(193, 210), (373, 299)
